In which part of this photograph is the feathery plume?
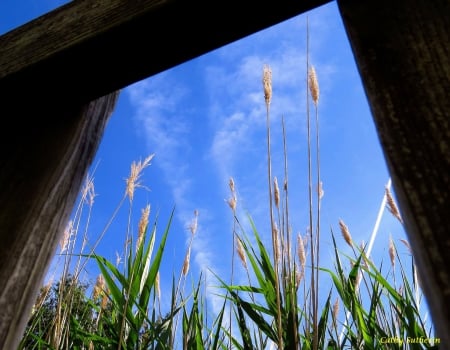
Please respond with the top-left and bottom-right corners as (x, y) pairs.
(155, 271), (161, 300)
(339, 219), (353, 247)
(126, 154), (155, 201)
(273, 223), (281, 264)
(273, 176), (280, 209)
(59, 220), (73, 253)
(389, 235), (396, 267)
(229, 177), (235, 194)
(317, 181), (324, 200)
(332, 298), (339, 329)
(228, 177), (237, 212)
(295, 265), (304, 289)
(262, 65), (272, 107)
(297, 233), (306, 270)
(32, 281), (52, 315)
(400, 238), (412, 254)
(93, 274), (105, 301)
(385, 186), (403, 224)
(236, 236), (247, 268)
(182, 246), (191, 276)
(136, 204), (150, 253)
(189, 210), (199, 235)
(227, 197), (237, 212)
(308, 65), (320, 106)
(101, 287), (109, 310)
(81, 175), (96, 206)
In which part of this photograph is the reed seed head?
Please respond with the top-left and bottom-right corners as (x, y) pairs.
(400, 238), (412, 254)
(339, 219), (353, 247)
(332, 297), (339, 329)
(229, 177), (235, 194)
(308, 65), (320, 106)
(227, 197), (237, 212)
(385, 186), (403, 224)
(297, 233), (306, 270)
(317, 181), (324, 200)
(273, 176), (280, 209)
(81, 175), (96, 206)
(126, 154), (155, 201)
(155, 271), (161, 300)
(389, 235), (396, 267)
(59, 220), (73, 253)
(273, 223), (281, 264)
(136, 204), (151, 252)
(182, 246), (191, 276)
(295, 267), (304, 289)
(262, 65), (272, 106)
(93, 274), (105, 301)
(236, 236), (247, 269)
(32, 281), (52, 315)
(101, 288), (109, 310)
(189, 210), (199, 235)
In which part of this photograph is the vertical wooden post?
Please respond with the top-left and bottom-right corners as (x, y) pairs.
(0, 91), (119, 350)
(337, 0), (450, 346)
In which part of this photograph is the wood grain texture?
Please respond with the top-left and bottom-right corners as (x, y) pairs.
(338, 0), (450, 346)
(0, 0), (332, 107)
(0, 91), (119, 350)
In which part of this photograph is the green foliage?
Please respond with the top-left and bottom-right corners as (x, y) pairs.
(19, 275), (95, 350)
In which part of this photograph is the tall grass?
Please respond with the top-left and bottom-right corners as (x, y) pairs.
(20, 24), (438, 349)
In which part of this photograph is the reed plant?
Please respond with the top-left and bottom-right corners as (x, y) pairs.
(20, 20), (438, 350)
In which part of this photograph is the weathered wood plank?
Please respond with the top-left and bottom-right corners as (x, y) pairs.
(0, 91), (119, 350)
(0, 0), (331, 106)
(337, 0), (450, 346)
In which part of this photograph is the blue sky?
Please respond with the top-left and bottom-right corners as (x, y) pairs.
(2, 0), (419, 330)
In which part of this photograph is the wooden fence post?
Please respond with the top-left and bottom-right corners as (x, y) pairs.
(0, 91), (119, 350)
(337, 0), (450, 346)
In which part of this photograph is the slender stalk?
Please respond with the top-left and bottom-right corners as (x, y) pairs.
(281, 115), (299, 346)
(338, 178), (391, 343)
(312, 71), (321, 350)
(263, 65), (283, 349)
(306, 17), (318, 350)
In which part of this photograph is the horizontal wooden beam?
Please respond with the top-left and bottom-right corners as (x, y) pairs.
(0, 0), (331, 107)
(338, 0), (450, 346)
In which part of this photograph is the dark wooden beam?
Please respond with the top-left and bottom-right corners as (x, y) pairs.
(337, 0), (450, 346)
(0, 1), (333, 348)
(0, 0), (331, 107)
(0, 91), (119, 350)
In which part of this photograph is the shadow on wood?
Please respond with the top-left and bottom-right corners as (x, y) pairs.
(338, 0), (450, 346)
(0, 91), (119, 350)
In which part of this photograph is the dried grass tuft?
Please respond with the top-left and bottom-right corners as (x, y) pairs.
(297, 233), (306, 270)
(182, 246), (191, 276)
(274, 176), (280, 209)
(59, 220), (73, 253)
(93, 274), (105, 301)
(273, 223), (281, 264)
(189, 210), (199, 236)
(339, 219), (353, 247)
(236, 237), (247, 269)
(155, 271), (161, 300)
(332, 297), (339, 329)
(400, 238), (412, 254)
(262, 65), (272, 107)
(126, 154), (155, 201)
(317, 181), (324, 200)
(136, 204), (150, 252)
(308, 65), (319, 106)
(385, 186), (403, 224)
(229, 177), (235, 194)
(389, 235), (396, 267)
